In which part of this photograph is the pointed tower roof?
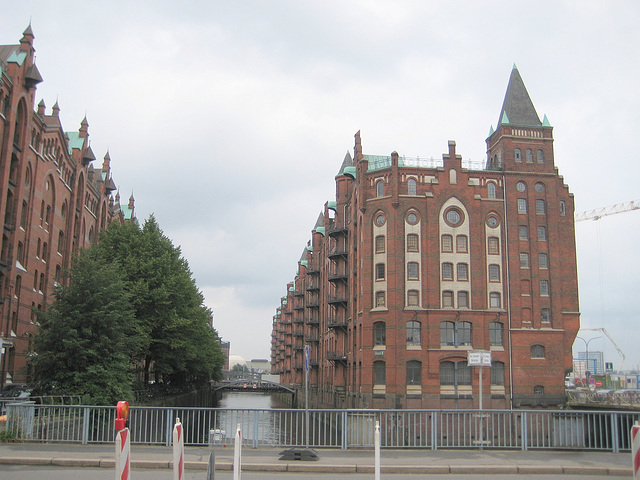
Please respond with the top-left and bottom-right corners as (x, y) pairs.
(336, 151), (353, 176)
(497, 65), (541, 127)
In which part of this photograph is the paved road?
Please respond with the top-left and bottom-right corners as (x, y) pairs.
(0, 465), (631, 480)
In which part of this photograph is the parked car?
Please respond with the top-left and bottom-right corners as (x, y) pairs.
(0, 384), (28, 397)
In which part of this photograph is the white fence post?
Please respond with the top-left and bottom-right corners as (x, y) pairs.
(374, 420), (381, 480)
(233, 423), (242, 480)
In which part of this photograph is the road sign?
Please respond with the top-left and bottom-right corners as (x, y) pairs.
(596, 380), (602, 387)
(632, 422), (640, 479)
(468, 350), (491, 366)
(589, 377), (596, 385)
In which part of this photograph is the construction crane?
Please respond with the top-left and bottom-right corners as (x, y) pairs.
(575, 199), (640, 222)
(579, 328), (626, 373)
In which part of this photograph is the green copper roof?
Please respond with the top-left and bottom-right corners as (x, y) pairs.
(327, 201), (337, 211)
(306, 245), (313, 252)
(7, 50), (27, 66)
(289, 286), (295, 292)
(542, 114), (551, 127)
(488, 125), (495, 136)
(500, 111), (510, 124)
(315, 226), (325, 236)
(300, 260), (308, 267)
(343, 166), (356, 178)
(66, 132), (85, 154)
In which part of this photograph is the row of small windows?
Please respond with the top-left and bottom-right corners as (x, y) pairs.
(376, 178), (419, 197)
(520, 252), (549, 270)
(517, 198), (546, 215)
(374, 321), (503, 348)
(373, 360), (508, 387)
(376, 233), (498, 255)
(514, 148), (544, 164)
(375, 288), (501, 309)
(519, 225), (548, 241)
(375, 290), (420, 308)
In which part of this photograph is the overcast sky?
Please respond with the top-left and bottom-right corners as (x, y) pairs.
(4, 1), (640, 372)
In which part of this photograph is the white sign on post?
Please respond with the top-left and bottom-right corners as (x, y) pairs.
(468, 350), (492, 366)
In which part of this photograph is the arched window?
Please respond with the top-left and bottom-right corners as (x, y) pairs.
(375, 291), (385, 308)
(440, 321), (455, 345)
(531, 344), (545, 358)
(514, 148), (522, 162)
(374, 361), (386, 385)
(536, 149), (544, 164)
(489, 322), (503, 346)
(440, 361), (471, 385)
(376, 180), (384, 197)
(491, 361), (505, 385)
(374, 322), (386, 346)
(526, 149), (533, 163)
(408, 178), (417, 195)
(487, 182), (497, 199)
(534, 385), (545, 395)
(406, 360), (421, 385)
(442, 290), (454, 308)
(406, 320), (421, 346)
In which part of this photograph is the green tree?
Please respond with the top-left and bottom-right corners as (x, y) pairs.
(94, 216), (225, 391)
(32, 248), (138, 405)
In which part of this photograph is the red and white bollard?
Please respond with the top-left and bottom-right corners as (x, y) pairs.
(233, 424), (242, 480)
(114, 401), (130, 480)
(173, 417), (185, 480)
(632, 421), (640, 480)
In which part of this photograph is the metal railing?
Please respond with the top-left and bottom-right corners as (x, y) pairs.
(5, 404), (639, 452)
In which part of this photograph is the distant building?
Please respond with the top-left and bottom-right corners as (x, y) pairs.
(0, 26), (135, 387)
(220, 341), (230, 371)
(271, 66), (579, 409)
(576, 351), (604, 376)
(249, 358), (270, 373)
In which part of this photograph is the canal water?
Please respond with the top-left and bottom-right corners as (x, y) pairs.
(214, 391), (297, 446)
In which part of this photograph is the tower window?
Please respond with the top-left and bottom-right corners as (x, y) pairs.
(407, 262), (419, 280)
(537, 150), (544, 164)
(487, 182), (497, 199)
(376, 180), (384, 197)
(526, 149), (533, 163)
(375, 235), (385, 253)
(375, 263), (385, 280)
(515, 148), (522, 162)
(408, 178), (417, 195)
(488, 237), (500, 255)
(407, 234), (419, 252)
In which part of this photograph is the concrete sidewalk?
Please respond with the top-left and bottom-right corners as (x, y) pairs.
(0, 443), (633, 476)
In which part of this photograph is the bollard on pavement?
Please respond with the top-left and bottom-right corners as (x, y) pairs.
(374, 420), (381, 480)
(114, 401), (130, 480)
(207, 450), (216, 480)
(233, 424), (242, 480)
(173, 417), (184, 480)
(633, 421), (640, 480)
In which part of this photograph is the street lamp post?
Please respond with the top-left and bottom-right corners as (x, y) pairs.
(576, 335), (602, 383)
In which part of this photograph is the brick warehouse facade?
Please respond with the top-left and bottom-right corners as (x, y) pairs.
(0, 25), (135, 387)
(271, 66), (580, 410)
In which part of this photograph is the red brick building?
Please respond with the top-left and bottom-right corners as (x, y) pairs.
(0, 25), (135, 387)
(271, 66), (579, 409)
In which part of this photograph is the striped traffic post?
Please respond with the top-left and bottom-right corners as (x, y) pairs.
(233, 424), (242, 480)
(633, 421), (640, 480)
(114, 401), (130, 480)
(173, 417), (184, 480)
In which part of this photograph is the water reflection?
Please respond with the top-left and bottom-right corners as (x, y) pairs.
(215, 391), (296, 446)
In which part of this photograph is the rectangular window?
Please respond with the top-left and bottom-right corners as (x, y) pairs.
(489, 292), (501, 308)
(520, 252), (529, 268)
(537, 226), (547, 241)
(540, 280), (550, 296)
(457, 263), (468, 281)
(541, 308), (550, 323)
(442, 263), (453, 281)
(536, 199), (546, 215)
(560, 201), (566, 216)
(374, 361), (386, 385)
(489, 322), (503, 346)
(488, 264), (500, 282)
(406, 234), (419, 252)
(441, 234), (453, 252)
(375, 235), (385, 253)
(539, 252), (548, 269)
(407, 290), (419, 306)
(457, 291), (469, 308)
(442, 291), (453, 308)
(374, 322), (386, 346)
(407, 262), (419, 280)
(518, 198), (527, 214)
(375, 291), (385, 307)
(406, 321), (421, 346)
(519, 225), (528, 240)
(456, 235), (468, 253)
(488, 237), (500, 255)
(375, 263), (385, 280)
(491, 361), (505, 385)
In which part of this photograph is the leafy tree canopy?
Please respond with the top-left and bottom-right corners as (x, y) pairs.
(32, 216), (225, 403)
